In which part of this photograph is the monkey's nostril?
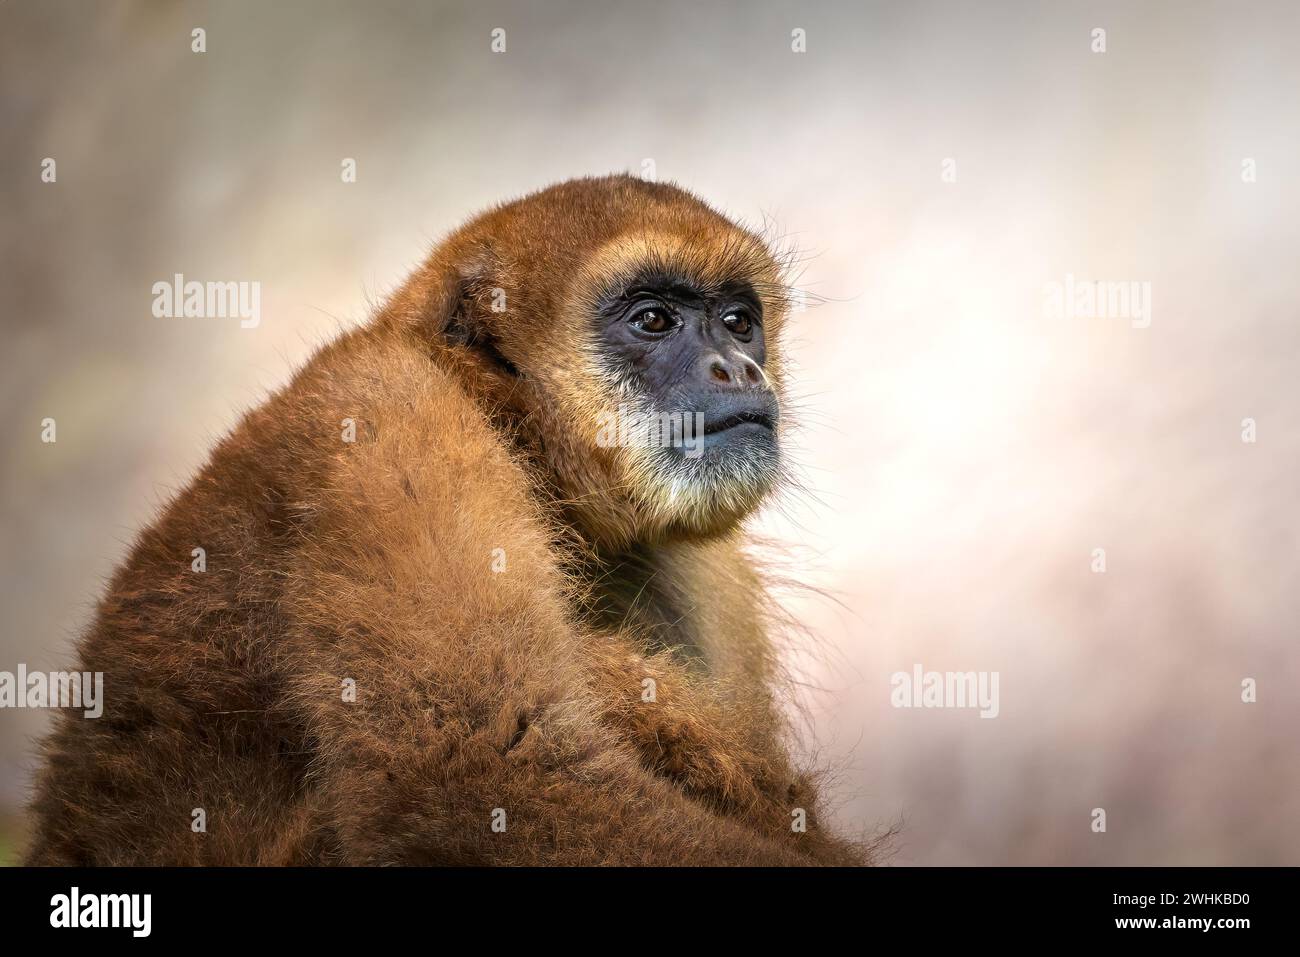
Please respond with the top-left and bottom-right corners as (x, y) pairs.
(710, 363), (730, 383)
(743, 362), (761, 384)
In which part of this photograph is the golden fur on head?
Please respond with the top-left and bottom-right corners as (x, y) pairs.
(382, 174), (796, 550)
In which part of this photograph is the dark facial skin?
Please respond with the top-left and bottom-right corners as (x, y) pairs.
(597, 274), (780, 455)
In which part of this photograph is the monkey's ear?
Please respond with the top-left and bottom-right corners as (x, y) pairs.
(384, 248), (520, 377)
(380, 248), (491, 341)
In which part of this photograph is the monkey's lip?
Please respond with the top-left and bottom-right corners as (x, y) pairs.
(702, 410), (776, 435)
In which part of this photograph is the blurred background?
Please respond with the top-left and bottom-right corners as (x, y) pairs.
(2, 0), (1297, 864)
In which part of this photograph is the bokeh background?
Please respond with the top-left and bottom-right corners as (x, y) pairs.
(2, 0), (1297, 864)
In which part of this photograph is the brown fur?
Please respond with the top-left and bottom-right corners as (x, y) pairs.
(25, 175), (866, 865)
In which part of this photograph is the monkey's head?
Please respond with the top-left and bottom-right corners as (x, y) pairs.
(390, 175), (794, 549)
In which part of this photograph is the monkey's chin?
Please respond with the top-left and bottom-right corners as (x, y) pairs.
(635, 437), (781, 537)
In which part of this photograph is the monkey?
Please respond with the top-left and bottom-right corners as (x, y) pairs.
(25, 174), (870, 866)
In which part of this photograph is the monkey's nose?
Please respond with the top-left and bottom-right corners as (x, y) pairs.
(706, 357), (764, 389)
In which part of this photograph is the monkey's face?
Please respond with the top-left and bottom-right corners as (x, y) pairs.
(429, 176), (791, 547)
(586, 265), (783, 535)
(521, 205), (796, 548)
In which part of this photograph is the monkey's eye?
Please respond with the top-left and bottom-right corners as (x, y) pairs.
(629, 305), (677, 336)
(722, 310), (754, 341)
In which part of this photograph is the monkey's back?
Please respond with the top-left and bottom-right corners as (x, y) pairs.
(26, 329), (475, 864)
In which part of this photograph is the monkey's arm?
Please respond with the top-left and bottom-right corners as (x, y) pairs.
(276, 367), (816, 864)
(578, 573), (863, 864)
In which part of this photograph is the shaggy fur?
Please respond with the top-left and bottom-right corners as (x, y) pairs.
(25, 175), (865, 865)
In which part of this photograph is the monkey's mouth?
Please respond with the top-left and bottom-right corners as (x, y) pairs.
(702, 410), (776, 436)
